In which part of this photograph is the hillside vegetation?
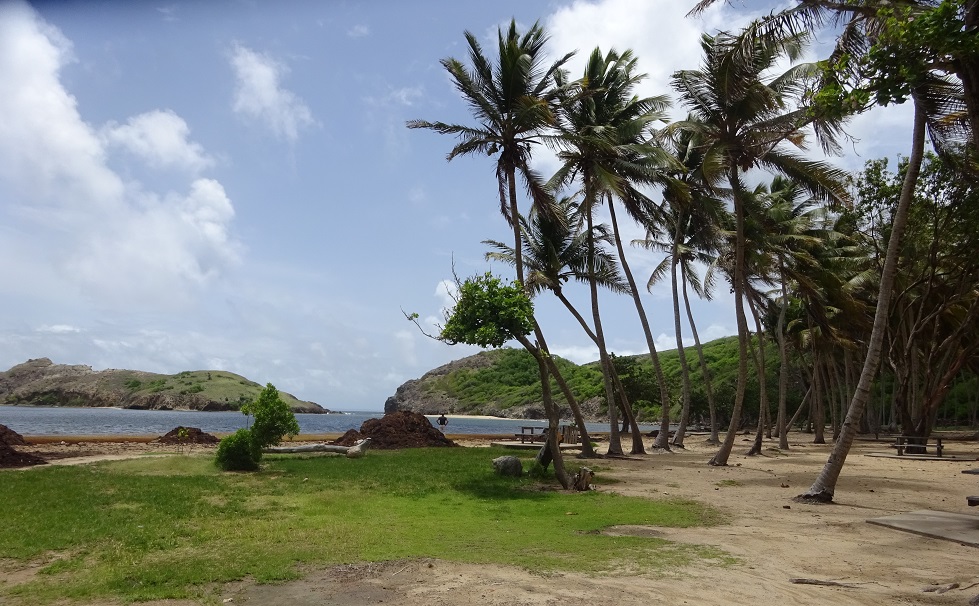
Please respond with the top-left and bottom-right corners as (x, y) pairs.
(386, 337), (789, 423)
(0, 358), (329, 414)
(388, 338), (978, 427)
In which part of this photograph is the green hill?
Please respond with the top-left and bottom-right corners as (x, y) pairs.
(0, 358), (330, 414)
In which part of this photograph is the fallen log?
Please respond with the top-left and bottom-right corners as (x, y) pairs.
(264, 438), (372, 458)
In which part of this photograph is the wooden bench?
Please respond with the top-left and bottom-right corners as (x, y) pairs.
(891, 436), (943, 457)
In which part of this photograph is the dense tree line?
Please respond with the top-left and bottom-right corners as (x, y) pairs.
(408, 0), (978, 497)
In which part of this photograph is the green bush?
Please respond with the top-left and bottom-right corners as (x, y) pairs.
(215, 383), (300, 472)
(243, 383), (300, 449)
(215, 429), (259, 471)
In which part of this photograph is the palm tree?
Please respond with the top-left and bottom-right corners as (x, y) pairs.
(670, 26), (849, 466)
(407, 20), (575, 487)
(484, 198), (632, 458)
(640, 121), (728, 446)
(549, 47), (679, 452)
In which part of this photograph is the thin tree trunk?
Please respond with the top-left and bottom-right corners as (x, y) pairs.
(747, 294), (768, 456)
(786, 385), (812, 433)
(507, 165), (568, 487)
(683, 270), (720, 444)
(517, 333), (570, 488)
(776, 260), (790, 449)
(671, 216), (693, 448)
(799, 98), (926, 502)
(710, 167), (751, 466)
(584, 194), (624, 456)
(608, 198), (672, 451)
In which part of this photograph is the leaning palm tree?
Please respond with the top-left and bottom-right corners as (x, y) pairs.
(670, 25), (849, 466)
(407, 20), (575, 486)
(549, 47), (680, 453)
(484, 198), (632, 458)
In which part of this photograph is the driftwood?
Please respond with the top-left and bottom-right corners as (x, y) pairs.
(788, 578), (859, 588)
(264, 438), (372, 458)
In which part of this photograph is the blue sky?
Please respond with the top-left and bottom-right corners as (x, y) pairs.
(0, 0), (916, 411)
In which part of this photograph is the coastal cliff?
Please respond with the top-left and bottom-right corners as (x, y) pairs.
(384, 349), (604, 421)
(0, 358), (331, 414)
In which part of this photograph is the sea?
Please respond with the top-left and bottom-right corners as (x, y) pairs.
(0, 405), (645, 437)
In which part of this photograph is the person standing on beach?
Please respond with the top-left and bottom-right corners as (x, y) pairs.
(437, 413), (447, 432)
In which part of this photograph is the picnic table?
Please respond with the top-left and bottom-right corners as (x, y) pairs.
(515, 426), (548, 443)
(513, 425), (580, 444)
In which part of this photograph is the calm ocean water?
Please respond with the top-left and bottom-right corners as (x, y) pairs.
(0, 405), (638, 437)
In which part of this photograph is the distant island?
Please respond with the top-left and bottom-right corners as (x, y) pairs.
(0, 358), (333, 414)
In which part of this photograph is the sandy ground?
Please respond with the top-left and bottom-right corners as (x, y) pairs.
(10, 434), (979, 606)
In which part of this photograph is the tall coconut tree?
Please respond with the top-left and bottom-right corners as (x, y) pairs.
(549, 47), (680, 452)
(639, 122), (728, 446)
(407, 20), (575, 486)
(670, 26), (849, 466)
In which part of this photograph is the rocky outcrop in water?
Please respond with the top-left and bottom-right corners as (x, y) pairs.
(0, 358), (330, 414)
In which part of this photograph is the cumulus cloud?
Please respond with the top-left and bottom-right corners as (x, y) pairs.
(230, 43), (315, 141)
(101, 109), (214, 173)
(0, 3), (240, 308)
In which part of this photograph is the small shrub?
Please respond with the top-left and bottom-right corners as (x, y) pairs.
(243, 383), (300, 449)
(216, 429), (259, 471)
(124, 379), (141, 391)
(215, 383), (299, 472)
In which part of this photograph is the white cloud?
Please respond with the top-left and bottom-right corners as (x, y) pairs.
(101, 109), (214, 173)
(37, 324), (81, 334)
(0, 2), (124, 210)
(549, 344), (598, 364)
(435, 279), (458, 310)
(347, 24), (369, 38)
(65, 178), (240, 302)
(230, 43), (315, 142)
(0, 4), (240, 308)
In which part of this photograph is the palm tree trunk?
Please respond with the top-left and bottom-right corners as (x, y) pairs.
(776, 260), (790, 449)
(608, 199), (673, 451)
(683, 270), (720, 444)
(710, 167), (751, 466)
(799, 97), (926, 502)
(670, 217), (694, 448)
(516, 333), (570, 489)
(535, 319), (597, 458)
(584, 189), (624, 456)
(506, 165), (569, 485)
(747, 293), (768, 456)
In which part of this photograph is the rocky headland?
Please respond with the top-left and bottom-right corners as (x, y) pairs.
(383, 350), (604, 421)
(0, 358), (331, 414)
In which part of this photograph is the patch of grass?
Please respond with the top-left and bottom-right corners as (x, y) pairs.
(0, 448), (726, 605)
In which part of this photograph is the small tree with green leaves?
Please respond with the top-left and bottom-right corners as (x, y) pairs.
(216, 383), (300, 471)
(242, 383), (301, 449)
(439, 272), (535, 348)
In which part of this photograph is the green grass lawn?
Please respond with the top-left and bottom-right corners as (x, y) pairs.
(0, 448), (728, 604)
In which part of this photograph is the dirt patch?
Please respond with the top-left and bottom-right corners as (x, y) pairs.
(0, 424), (27, 446)
(153, 426), (219, 445)
(0, 442), (47, 468)
(331, 411), (457, 449)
